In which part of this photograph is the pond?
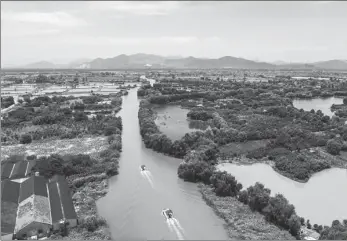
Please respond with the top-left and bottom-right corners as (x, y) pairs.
(293, 97), (344, 117)
(154, 105), (205, 141)
(218, 163), (347, 226)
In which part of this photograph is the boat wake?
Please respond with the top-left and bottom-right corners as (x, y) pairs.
(166, 218), (185, 240)
(140, 170), (154, 188)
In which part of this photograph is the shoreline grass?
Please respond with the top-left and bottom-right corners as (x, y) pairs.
(198, 184), (295, 240)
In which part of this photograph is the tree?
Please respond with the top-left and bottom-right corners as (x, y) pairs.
(300, 217), (305, 226)
(263, 194), (296, 228)
(247, 182), (271, 212)
(36, 74), (48, 83)
(20, 134), (32, 144)
(288, 214), (302, 236)
(209, 171), (243, 197)
(238, 190), (249, 204)
(326, 139), (342, 155)
(343, 98), (347, 105)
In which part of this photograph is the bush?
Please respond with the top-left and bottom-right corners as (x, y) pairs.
(177, 161), (214, 184)
(100, 149), (113, 158)
(238, 190), (249, 204)
(20, 134), (32, 144)
(104, 126), (119, 136)
(73, 111), (88, 121)
(326, 139), (342, 155)
(106, 166), (119, 176)
(79, 216), (107, 232)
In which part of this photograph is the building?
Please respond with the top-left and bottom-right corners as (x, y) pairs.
(1, 180), (20, 240)
(1, 160), (36, 181)
(1, 174), (77, 240)
(49, 175), (78, 231)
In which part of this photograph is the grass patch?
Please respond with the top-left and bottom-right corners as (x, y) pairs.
(219, 139), (272, 157)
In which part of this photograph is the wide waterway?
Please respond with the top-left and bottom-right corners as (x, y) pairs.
(218, 163), (347, 226)
(97, 88), (228, 240)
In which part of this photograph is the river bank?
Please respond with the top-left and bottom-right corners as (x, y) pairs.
(198, 184), (295, 240)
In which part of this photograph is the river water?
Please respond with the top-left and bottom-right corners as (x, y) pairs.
(218, 163), (347, 226)
(97, 89), (228, 240)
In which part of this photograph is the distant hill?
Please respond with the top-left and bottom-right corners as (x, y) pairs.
(312, 60), (347, 70)
(276, 63), (316, 69)
(18, 58), (91, 69)
(271, 60), (289, 65)
(86, 54), (275, 69)
(8, 54), (347, 70)
(88, 53), (166, 69)
(23, 61), (56, 69)
(271, 59), (347, 70)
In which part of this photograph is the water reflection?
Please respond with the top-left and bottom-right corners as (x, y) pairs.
(293, 97), (343, 117)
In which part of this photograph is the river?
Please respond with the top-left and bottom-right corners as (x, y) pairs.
(97, 89), (228, 240)
(218, 163), (347, 226)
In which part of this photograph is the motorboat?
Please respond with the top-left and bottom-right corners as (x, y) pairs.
(140, 165), (146, 171)
(162, 208), (173, 219)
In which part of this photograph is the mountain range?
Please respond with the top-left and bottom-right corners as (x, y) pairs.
(7, 54), (347, 70)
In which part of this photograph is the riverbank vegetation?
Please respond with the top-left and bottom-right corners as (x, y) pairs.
(199, 184), (296, 240)
(138, 77), (347, 240)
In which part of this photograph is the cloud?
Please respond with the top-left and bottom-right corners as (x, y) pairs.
(88, 1), (181, 15)
(2, 28), (61, 37)
(1, 11), (88, 27)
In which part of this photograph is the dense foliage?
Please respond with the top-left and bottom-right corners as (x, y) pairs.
(1, 94), (123, 145)
(1, 96), (15, 109)
(319, 220), (347, 240)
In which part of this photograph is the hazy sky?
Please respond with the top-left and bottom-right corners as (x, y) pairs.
(1, 1), (347, 66)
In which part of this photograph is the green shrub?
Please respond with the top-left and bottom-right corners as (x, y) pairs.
(326, 139), (342, 155)
(20, 134), (32, 144)
(79, 216), (107, 232)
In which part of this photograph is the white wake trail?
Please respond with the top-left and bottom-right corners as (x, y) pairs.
(166, 219), (174, 232)
(172, 218), (185, 234)
(167, 219), (184, 240)
(141, 171), (154, 188)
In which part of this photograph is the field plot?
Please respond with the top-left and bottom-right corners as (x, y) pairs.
(219, 139), (272, 157)
(1, 136), (108, 161)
